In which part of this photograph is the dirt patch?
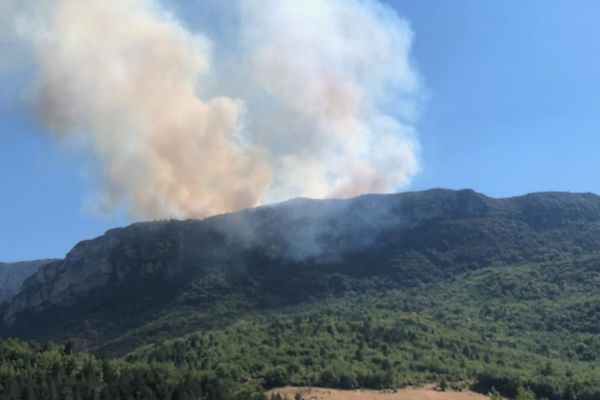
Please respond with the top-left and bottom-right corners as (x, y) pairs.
(268, 384), (489, 400)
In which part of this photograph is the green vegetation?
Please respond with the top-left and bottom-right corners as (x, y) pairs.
(4, 191), (600, 399)
(0, 339), (269, 400)
(123, 257), (600, 400)
(4, 256), (600, 399)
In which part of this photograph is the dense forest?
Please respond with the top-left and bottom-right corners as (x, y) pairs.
(3, 256), (600, 399)
(0, 339), (268, 400)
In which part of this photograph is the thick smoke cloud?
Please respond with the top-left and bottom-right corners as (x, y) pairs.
(27, 0), (273, 218)
(240, 0), (420, 201)
(4, 0), (422, 219)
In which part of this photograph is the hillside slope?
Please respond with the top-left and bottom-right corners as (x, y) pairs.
(4, 189), (600, 348)
(3, 189), (600, 399)
(3, 256), (600, 399)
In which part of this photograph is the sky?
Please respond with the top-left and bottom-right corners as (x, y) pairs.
(1, 0), (600, 261)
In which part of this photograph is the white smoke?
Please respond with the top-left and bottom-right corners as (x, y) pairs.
(239, 0), (420, 201)
(2, 0), (422, 219)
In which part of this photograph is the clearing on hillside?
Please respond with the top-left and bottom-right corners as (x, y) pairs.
(268, 385), (489, 400)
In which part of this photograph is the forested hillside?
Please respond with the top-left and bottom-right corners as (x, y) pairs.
(2, 190), (600, 399)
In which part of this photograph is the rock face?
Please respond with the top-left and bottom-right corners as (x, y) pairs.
(0, 260), (58, 303)
(5, 188), (600, 328)
(3, 222), (183, 323)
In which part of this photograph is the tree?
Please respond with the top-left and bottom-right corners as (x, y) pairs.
(439, 379), (449, 391)
(489, 387), (502, 400)
(515, 386), (536, 400)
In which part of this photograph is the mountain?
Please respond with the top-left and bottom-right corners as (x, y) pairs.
(0, 260), (57, 303)
(3, 189), (600, 399)
(5, 189), (600, 342)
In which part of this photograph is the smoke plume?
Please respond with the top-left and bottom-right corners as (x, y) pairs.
(4, 0), (422, 219)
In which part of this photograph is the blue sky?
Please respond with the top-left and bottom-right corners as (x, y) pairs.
(1, 0), (600, 261)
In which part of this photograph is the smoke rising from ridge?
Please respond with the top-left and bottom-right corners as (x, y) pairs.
(4, 0), (422, 219)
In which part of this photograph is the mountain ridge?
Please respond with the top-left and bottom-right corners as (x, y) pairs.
(3, 189), (600, 399)
(5, 188), (600, 348)
(4, 188), (494, 325)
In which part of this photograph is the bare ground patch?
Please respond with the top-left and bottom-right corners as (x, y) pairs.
(268, 384), (489, 400)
